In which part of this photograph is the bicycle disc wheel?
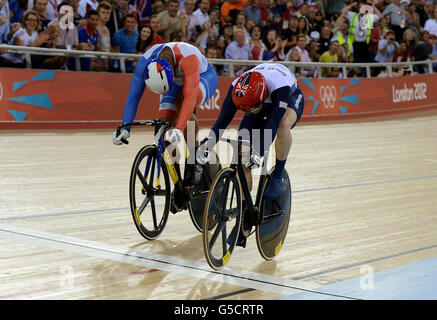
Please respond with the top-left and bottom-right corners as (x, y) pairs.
(203, 167), (242, 270)
(256, 168), (292, 260)
(130, 145), (171, 240)
(188, 151), (221, 232)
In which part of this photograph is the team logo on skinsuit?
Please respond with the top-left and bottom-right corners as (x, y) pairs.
(234, 73), (252, 98)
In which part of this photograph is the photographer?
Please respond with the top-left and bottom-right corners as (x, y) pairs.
(340, 0), (382, 65)
(375, 29), (400, 63)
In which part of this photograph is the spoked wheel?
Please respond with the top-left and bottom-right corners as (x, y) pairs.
(188, 151), (221, 232)
(203, 167), (242, 270)
(129, 145), (171, 240)
(256, 169), (292, 260)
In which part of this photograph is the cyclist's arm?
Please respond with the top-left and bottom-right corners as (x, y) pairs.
(121, 56), (147, 129)
(175, 55), (202, 131)
(205, 85), (237, 150)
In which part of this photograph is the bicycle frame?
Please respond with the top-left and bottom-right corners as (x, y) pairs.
(221, 137), (267, 223)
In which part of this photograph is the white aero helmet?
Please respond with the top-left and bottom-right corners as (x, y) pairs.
(144, 58), (174, 94)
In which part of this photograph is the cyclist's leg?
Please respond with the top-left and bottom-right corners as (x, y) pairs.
(265, 87), (304, 198)
(184, 64), (218, 186)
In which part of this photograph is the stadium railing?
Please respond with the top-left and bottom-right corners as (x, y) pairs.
(0, 44), (435, 78)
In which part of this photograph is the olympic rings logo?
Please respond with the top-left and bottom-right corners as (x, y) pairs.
(319, 85), (337, 109)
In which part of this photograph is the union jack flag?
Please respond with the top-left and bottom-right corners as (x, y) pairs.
(234, 73), (252, 98)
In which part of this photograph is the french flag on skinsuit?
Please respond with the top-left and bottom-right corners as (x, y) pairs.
(234, 73), (252, 97)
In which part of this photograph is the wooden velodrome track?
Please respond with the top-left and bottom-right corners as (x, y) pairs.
(1, 109), (437, 300)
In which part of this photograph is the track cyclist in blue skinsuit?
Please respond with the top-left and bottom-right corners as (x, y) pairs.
(197, 62), (305, 246)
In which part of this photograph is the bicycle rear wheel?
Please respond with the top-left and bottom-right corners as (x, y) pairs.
(256, 169), (292, 260)
(203, 167), (242, 270)
(129, 145), (171, 240)
(188, 151), (221, 232)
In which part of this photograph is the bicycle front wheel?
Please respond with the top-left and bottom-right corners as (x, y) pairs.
(188, 151), (221, 232)
(203, 167), (242, 270)
(129, 145), (171, 240)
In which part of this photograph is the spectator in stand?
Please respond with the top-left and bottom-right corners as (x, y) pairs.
(406, 2), (421, 41)
(270, 0), (287, 33)
(152, 0), (164, 14)
(27, 0), (58, 21)
(9, 0), (27, 24)
(375, 29), (400, 63)
(220, 0), (248, 26)
(368, 16), (388, 61)
(179, 0), (195, 39)
(111, 13), (138, 72)
(157, 0), (182, 42)
(281, 14), (298, 51)
(317, 25), (331, 55)
(332, 16), (351, 53)
(248, 24), (265, 59)
(310, 9), (324, 33)
(32, 25), (69, 69)
(205, 44), (225, 75)
(195, 9), (220, 49)
(284, 47), (303, 78)
(90, 1), (112, 72)
(424, 7), (437, 37)
(283, 33), (314, 77)
(33, 0), (50, 31)
(135, 24), (153, 53)
(149, 14), (164, 45)
(262, 28), (281, 61)
(48, 1), (79, 50)
(414, 33), (437, 73)
(224, 27), (252, 76)
(234, 11), (249, 39)
(71, 0), (88, 28)
(73, 9), (100, 71)
(106, 0), (125, 36)
(403, 28), (416, 60)
(217, 22), (234, 52)
(130, 0), (153, 27)
(0, 10), (45, 67)
(393, 40), (408, 62)
(319, 39), (339, 77)
(383, 0), (408, 42)
(244, 0), (261, 25)
(297, 16), (309, 35)
(188, 0), (210, 46)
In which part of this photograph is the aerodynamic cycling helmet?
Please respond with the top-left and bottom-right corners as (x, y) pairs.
(145, 57), (174, 94)
(232, 71), (268, 112)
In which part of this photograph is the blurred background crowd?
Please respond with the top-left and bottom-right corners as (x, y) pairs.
(0, 0), (436, 77)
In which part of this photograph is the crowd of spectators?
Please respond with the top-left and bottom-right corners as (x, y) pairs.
(0, 0), (437, 77)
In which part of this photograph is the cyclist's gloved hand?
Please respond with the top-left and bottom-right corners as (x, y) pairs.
(245, 152), (262, 169)
(112, 128), (130, 145)
(196, 143), (211, 165)
(165, 128), (183, 144)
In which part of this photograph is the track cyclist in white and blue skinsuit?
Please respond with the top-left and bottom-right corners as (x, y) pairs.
(197, 63), (304, 246)
(112, 42), (218, 187)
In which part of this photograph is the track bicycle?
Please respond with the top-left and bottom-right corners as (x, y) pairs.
(116, 120), (221, 240)
(202, 137), (292, 270)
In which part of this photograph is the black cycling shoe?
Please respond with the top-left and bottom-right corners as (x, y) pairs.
(183, 163), (203, 187)
(170, 189), (186, 214)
